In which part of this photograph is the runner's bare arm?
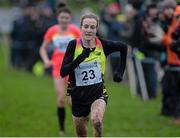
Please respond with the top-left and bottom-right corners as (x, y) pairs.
(39, 41), (52, 68)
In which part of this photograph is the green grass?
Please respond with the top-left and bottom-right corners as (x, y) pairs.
(0, 43), (180, 137)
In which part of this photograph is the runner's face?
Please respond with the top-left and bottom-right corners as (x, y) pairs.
(57, 12), (71, 27)
(81, 18), (97, 41)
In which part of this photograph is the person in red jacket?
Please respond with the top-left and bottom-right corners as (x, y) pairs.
(39, 3), (80, 135)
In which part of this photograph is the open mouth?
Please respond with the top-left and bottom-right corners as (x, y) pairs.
(85, 34), (92, 36)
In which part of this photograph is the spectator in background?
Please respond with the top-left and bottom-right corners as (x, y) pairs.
(120, 4), (137, 42)
(130, 3), (164, 99)
(160, 0), (180, 124)
(45, 0), (56, 12)
(101, 2), (126, 77)
(102, 3), (123, 41)
(39, 2), (57, 33)
(10, 3), (43, 71)
(141, 3), (164, 98)
(160, 0), (177, 117)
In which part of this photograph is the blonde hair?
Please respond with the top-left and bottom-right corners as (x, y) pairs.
(80, 13), (100, 28)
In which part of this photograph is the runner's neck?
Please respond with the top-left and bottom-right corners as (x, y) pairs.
(59, 25), (68, 33)
(81, 38), (96, 49)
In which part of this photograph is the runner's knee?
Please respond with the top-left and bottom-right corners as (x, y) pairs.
(91, 115), (102, 128)
(58, 96), (65, 106)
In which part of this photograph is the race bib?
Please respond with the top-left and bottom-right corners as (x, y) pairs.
(75, 61), (102, 86)
(52, 35), (73, 52)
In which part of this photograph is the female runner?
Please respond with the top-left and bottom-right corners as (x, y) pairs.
(61, 13), (127, 137)
(39, 3), (80, 135)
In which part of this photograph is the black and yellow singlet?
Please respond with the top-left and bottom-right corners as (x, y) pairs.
(61, 37), (127, 117)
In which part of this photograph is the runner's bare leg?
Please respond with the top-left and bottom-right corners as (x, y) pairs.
(91, 99), (106, 137)
(73, 115), (89, 137)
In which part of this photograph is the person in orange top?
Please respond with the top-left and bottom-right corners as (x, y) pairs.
(161, 1), (180, 124)
(163, 7), (180, 65)
(39, 3), (80, 135)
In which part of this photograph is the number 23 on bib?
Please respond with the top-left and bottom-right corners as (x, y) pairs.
(75, 60), (102, 86)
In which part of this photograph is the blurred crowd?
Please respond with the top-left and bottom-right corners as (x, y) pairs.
(98, 0), (180, 122)
(10, 1), (57, 72)
(9, 0), (180, 122)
